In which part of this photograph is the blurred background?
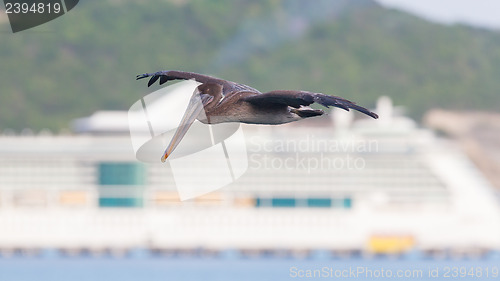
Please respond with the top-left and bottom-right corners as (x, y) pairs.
(1, 0), (500, 280)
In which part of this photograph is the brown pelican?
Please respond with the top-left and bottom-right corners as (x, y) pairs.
(137, 70), (378, 162)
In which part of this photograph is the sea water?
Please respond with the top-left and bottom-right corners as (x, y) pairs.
(0, 251), (499, 281)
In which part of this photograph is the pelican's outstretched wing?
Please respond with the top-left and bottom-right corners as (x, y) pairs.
(137, 70), (223, 87)
(243, 90), (378, 119)
(136, 70), (261, 95)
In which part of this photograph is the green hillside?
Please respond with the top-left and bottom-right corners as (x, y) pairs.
(1, 0), (500, 130)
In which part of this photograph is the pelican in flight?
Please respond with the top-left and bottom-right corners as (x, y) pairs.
(137, 70), (378, 162)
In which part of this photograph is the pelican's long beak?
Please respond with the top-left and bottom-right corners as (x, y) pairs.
(161, 95), (208, 162)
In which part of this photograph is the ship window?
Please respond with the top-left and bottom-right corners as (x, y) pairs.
(255, 197), (262, 207)
(307, 198), (331, 208)
(99, 197), (143, 208)
(271, 198), (296, 207)
(98, 162), (145, 208)
(331, 197), (352, 208)
(343, 197), (352, 208)
(98, 162), (146, 186)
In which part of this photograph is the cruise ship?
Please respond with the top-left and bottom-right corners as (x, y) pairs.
(0, 96), (499, 257)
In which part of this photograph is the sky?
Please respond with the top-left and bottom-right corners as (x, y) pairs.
(376, 0), (500, 30)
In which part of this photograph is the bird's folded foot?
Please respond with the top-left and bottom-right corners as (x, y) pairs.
(291, 107), (324, 118)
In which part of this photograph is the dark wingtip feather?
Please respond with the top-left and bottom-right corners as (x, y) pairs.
(335, 103), (350, 111)
(147, 75), (160, 87)
(136, 73), (150, 80)
(314, 94), (378, 118)
(348, 103), (378, 119)
(159, 75), (169, 85)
